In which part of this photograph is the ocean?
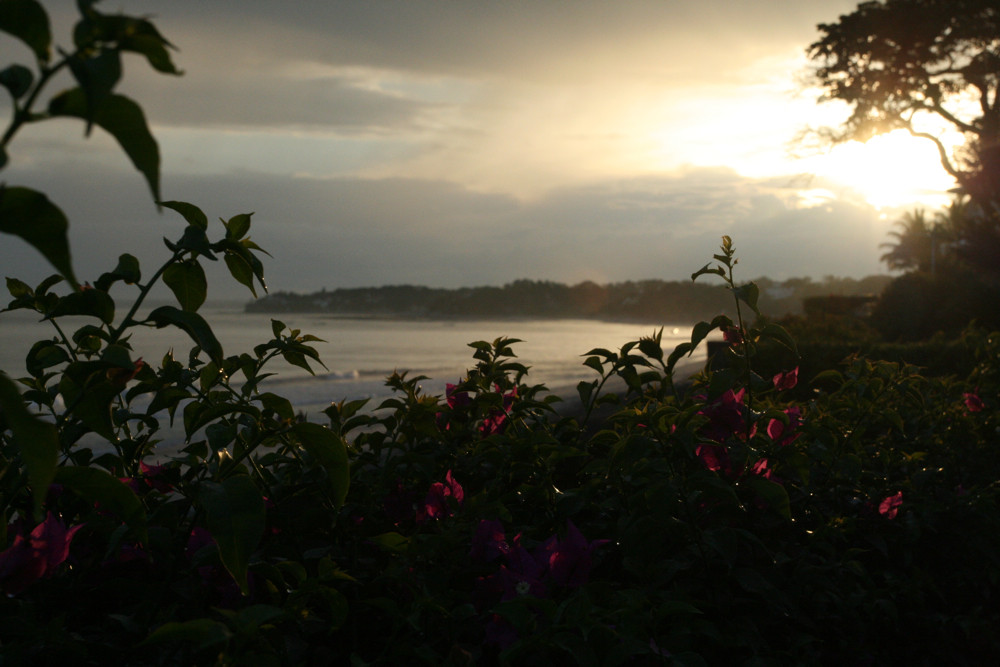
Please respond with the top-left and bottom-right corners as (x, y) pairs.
(0, 303), (706, 424)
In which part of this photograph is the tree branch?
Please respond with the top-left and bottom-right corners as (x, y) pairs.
(909, 128), (963, 183)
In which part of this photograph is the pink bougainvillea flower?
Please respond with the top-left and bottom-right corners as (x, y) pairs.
(0, 513), (84, 595)
(963, 392), (984, 413)
(879, 491), (903, 519)
(538, 520), (608, 588)
(481, 385), (518, 436)
(698, 388), (751, 443)
(119, 475), (145, 495)
(695, 442), (732, 474)
(0, 536), (46, 596)
(723, 327), (745, 345)
(445, 383), (473, 410)
(498, 563), (548, 601)
(418, 470), (464, 522)
(772, 367), (799, 391)
(766, 406), (802, 447)
(470, 519), (510, 562)
(751, 458), (774, 480)
(139, 461), (173, 493)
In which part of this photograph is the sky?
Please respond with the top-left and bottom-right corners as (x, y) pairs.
(0, 1), (964, 301)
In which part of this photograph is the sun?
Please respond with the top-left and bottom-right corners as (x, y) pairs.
(804, 129), (960, 210)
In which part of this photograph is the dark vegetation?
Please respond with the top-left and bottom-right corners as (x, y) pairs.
(1, 1), (999, 665)
(245, 275), (892, 323)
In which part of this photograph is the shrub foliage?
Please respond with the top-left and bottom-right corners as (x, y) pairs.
(2, 3), (999, 665)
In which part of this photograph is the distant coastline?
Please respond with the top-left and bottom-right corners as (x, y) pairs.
(246, 275), (892, 323)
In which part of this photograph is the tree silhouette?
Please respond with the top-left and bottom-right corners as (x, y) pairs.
(809, 0), (1000, 206)
(880, 209), (937, 273)
(811, 0), (1000, 284)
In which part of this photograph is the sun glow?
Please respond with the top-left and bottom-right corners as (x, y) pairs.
(802, 129), (960, 210)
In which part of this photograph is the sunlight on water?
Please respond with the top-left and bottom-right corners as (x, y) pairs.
(0, 305), (704, 426)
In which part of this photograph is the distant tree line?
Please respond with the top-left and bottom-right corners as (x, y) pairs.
(245, 275), (892, 323)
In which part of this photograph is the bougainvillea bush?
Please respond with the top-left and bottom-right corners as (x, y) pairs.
(2, 3), (1000, 665)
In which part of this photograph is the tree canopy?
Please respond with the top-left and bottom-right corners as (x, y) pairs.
(809, 0), (1000, 206)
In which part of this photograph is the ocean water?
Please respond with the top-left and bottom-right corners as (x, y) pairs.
(0, 303), (706, 420)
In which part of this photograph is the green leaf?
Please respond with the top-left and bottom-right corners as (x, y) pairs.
(224, 252), (257, 297)
(116, 18), (181, 75)
(174, 225), (216, 258)
(163, 260), (207, 312)
(141, 619), (231, 651)
(6, 276), (32, 299)
(74, 12), (181, 76)
(637, 335), (663, 360)
(94, 253), (141, 290)
(292, 422), (350, 509)
(25, 340), (70, 377)
(583, 356), (605, 375)
(0, 372), (58, 518)
(200, 476), (266, 596)
(758, 322), (798, 356)
(160, 200), (207, 230)
(227, 604), (286, 635)
(745, 476), (791, 519)
(257, 392), (294, 421)
(145, 306), (223, 364)
(224, 212), (252, 240)
(0, 63), (34, 99)
(689, 314), (732, 352)
(0, 186), (77, 287)
(48, 88), (160, 202)
(67, 47), (122, 134)
(732, 281), (760, 316)
(370, 531), (410, 554)
(58, 361), (118, 439)
(47, 287), (115, 323)
(55, 466), (147, 540)
(0, 0), (51, 63)
(691, 262), (726, 282)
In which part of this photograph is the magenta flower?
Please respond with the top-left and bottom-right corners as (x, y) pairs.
(481, 385), (518, 436)
(470, 519), (510, 562)
(445, 383), (473, 410)
(963, 392), (984, 413)
(0, 513), (84, 595)
(698, 388), (751, 443)
(498, 562), (547, 600)
(772, 367), (799, 391)
(418, 470), (464, 522)
(723, 327), (745, 345)
(766, 406), (802, 447)
(537, 520), (609, 588)
(751, 458), (774, 480)
(140, 461), (173, 493)
(695, 442), (732, 474)
(879, 491), (903, 519)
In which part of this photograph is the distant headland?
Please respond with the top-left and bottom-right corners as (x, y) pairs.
(245, 275), (891, 324)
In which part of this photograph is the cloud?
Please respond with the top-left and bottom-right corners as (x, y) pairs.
(1, 157), (886, 303)
(2, 0), (896, 305)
